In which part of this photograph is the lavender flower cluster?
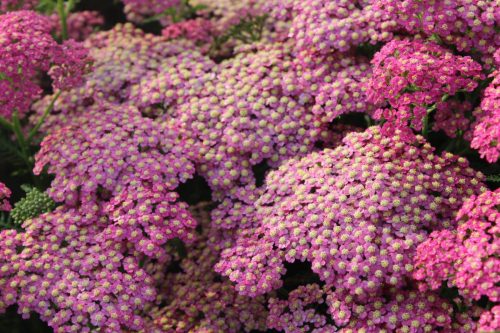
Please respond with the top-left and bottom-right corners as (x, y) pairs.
(0, 1), (498, 333)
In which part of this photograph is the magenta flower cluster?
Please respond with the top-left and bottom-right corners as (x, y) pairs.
(375, 0), (500, 67)
(0, 1), (498, 332)
(471, 67), (500, 163)
(147, 203), (268, 332)
(268, 284), (475, 332)
(367, 39), (483, 140)
(122, 0), (180, 24)
(0, 208), (163, 332)
(0, 0), (36, 13)
(414, 189), (499, 332)
(162, 18), (214, 44)
(0, 10), (91, 118)
(273, 0), (397, 53)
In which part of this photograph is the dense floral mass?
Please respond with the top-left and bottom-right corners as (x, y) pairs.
(414, 189), (499, 331)
(367, 39), (483, 140)
(0, 1), (498, 333)
(0, 10), (91, 118)
(215, 127), (486, 297)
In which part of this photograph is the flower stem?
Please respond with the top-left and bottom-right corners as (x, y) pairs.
(28, 91), (61, 142)
(11, 111), (33, 169)
(57, 0), (68, 40)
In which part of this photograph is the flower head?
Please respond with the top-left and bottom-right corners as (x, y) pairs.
(216, 126), (486, 297)
(0, 10), (91, 118)
(366, 39), (483, 140)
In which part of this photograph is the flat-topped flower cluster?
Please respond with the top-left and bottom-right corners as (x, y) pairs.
(0, 1), (498, 332)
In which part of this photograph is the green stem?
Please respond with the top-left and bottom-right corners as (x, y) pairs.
(422, 113), (430, 138)
(422, 104), (438, 138)
(28, 91), (61, 142)
(67, 0), (76, 13)
(364, 115), (374, 127)
(57, 0), (68, 40)
(12, 111), (32, 168)
(0, 116), (14, 132)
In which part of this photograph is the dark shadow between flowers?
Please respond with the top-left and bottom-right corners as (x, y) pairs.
(0, 306), (52, 333)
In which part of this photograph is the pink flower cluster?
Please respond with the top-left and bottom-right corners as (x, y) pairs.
(162, 18), (214, 44)
(0, 208), (163, 332)
(414, 189), (499, 310)
(0, 182), (11, 211)
(272, 0), (397, 53)
(0, 10), (91, 118)
(283, 52), (373, 123)
(176, 42), (326, 194)
(191, 0), (268, 33)
(432, 100), (473, 139)
(33, 103), (199, 262)
(367, 39), (483, 140)
(375, 0), (500, 67)
(216, 126), (486, 297)
(147, 203), (267, 332)
(31, 23), (200, 132)
(471, 69), (500, 163)
(1, 2), (499, 332)
(268, 284), (475, 332)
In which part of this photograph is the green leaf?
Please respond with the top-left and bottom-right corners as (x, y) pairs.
(36, 0), (58, 14)
(0, 134), (28, 168)
(486, 174), (500, 182)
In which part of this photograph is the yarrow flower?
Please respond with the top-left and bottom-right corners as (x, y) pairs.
(215, 126), (486, 297)
(176, 42), (326, 194)
(471, 68), (500, 163)
(432, 100), (473, 139)
(0, 10), (92, 118)
(190, 0), (269, 34)
(267, 284), (337, 332)
(31, 23), (200, 132)
(414, 189), (499, 305)
(268, 284), (475, 332)
(162, 18), (214, 44)
(0, 208), (163, 332)
(103, 185), (197, 259)
(34, 103), (196, 213)
(147, 202), (267, 332)
(478, 306), (500, 333)
(283, 51), (373, 123)
(0, 182), (11, 211)
(374, 0), (500, 67)
(366, 39), (483, 140)
(270, 0), (397, 53)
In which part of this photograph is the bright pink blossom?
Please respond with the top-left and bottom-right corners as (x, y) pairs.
(367, 39), (483, 140)
(0, 182), (11, 211)
(414, 189), (499, 304)
(471, 70), (500, 163)
(0, 10), (91, 118)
